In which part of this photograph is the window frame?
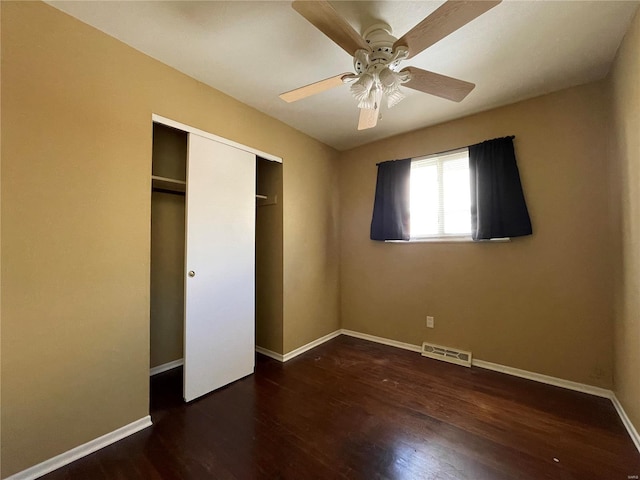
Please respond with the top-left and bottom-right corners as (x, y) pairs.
(409, 147), (473, 241)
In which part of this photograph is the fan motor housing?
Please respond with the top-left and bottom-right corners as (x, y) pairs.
(354, 25), (408, 75)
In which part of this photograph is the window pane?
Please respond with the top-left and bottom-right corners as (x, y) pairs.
(410, 162), (438, 236)
(409, 149), (471, 239)
(442, 157), (471, 234)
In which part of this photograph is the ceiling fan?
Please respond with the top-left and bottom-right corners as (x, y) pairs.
(279, 0), (501, 130)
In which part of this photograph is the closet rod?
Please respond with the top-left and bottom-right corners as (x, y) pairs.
(151, 175), (186, 185)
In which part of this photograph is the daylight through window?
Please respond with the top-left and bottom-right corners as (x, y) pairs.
(409, 149), (471, 238)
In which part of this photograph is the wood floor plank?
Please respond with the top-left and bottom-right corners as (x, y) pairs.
(40, 335), (640, 479)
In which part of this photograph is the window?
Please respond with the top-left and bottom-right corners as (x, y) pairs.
(371, 137), (529, 243)
(409, 149), (471, 239)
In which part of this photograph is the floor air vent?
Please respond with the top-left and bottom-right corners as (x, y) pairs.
(421, 342), (472, 367)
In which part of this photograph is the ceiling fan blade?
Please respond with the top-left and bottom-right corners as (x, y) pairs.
(394, 0), (501, 59)
(358, 105), (379, 130)
(292, 0), (369, 56)
(402, 66), (475, 102)
(279, 73), (351, 103)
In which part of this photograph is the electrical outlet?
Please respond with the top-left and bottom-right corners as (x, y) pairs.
(426, 316), (434, 328)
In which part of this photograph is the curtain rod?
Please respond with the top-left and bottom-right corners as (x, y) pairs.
(376, 135), (516, 166)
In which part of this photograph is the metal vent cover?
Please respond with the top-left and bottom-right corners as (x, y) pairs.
(421, 342), (472, 368)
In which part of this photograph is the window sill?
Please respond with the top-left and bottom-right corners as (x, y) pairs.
(385, 236), (511, 244)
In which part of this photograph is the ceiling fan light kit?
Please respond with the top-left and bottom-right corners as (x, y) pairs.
(344, 25), (412, 110)
(281, 0), (502, 130)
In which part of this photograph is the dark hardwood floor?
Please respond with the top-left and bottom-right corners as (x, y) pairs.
(42, 335), (639, 479)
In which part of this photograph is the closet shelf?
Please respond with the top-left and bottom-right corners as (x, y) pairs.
(151, 178), (274, 203)
(152, 175), (186, 193)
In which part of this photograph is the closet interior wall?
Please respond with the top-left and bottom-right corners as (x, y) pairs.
(255, 157), (284, 354)
(150, 123), (187, 369)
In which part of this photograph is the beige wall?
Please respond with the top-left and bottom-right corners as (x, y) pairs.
(608, 7), (640, 433)
(283, 135), (341, 352)
(0, 2), (340, 477)
(338, 81), (616, 388)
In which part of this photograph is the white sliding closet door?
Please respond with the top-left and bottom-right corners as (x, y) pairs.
(184, 133), (256, 402)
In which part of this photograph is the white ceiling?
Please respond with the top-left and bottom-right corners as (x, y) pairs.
(47, 1), (639, 151)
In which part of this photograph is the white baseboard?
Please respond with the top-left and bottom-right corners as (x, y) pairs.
(283, 330), (342, 362)
(610, 393), (640, 453)
(471, 359), (612, 398)
(150, 358), (184, 376)
(255, 345), (284, 362)
(341, 329), (422, 353)
(6, 416), (152, 480)
(255, 330), (342, 363)
(338, 330), (611, 398)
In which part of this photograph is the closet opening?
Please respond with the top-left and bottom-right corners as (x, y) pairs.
(150, 123), (187, 411)
(255, 157), (284, 355)
(148, 116), (284, 414)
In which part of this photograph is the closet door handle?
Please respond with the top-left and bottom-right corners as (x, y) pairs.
(188, 270), (196, 277)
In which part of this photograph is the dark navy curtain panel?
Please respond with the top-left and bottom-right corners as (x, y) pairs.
(469, 136), (532, 240)
(370, 159), (411, 241)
